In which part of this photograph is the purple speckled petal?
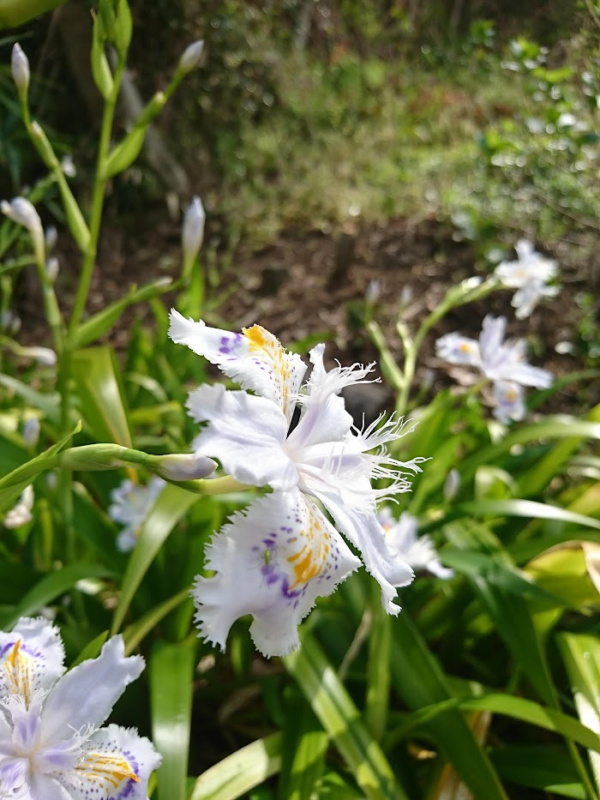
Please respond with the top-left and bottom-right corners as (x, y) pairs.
(192, 490), (360, 657)
(169, 310), (306, 423)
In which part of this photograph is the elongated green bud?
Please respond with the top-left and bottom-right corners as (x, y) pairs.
(151, 453), (216, 481)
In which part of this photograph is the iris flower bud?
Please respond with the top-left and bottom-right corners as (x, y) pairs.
(178, 40), (204, 74)
(11, 43), (29, 102)
(182, 195), (206, 266)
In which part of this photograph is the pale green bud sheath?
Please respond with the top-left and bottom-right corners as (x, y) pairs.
(178, 39), (204, 75)
(11, 43), (29, 103)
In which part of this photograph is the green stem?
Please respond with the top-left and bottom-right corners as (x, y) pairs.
(395, 278), (498, 416)
(0, 443), (250, 496)
(68, 58), (125, 337)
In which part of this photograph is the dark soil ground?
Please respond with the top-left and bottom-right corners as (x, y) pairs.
(17, 213), (597, 416)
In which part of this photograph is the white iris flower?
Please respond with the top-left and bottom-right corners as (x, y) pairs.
(169, 311), (426, 657)
(495, 239), (559, 318)
(0, 617), (160, 799)
(379, 508), (453, 580)
(436, 315), (552, 423)
(108, 476), (165, 552)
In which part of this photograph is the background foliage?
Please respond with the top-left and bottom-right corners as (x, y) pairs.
(0, 0), (599, 798)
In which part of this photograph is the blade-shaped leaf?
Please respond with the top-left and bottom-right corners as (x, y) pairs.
(279, 688), (329, 800)
(150, 639), (196, 800)
(0, 563), (113, 629)
(389, 611), (508, 800)
(72, 347), (133, 446)
(490, 745), (585, 799)
(111, 484), (199, 634)
(285, 631), (408, 800)
(191, 733), (282, 800)
(558, 633), (600, 791)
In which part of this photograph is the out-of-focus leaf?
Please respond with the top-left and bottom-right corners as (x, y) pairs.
(122, 589), (189, 655)
(389, 612), (508, 800)
(0, 421), (81, 513)
(558, 633), (600, 791)
(279, 688), (328, 800)
(0, 563), (113, 629)
(444, 521), (556, 706)
(191, 733), (282, 800)
(110, 484), (199, 634)
(72, 278), (173, 349)
(526, 546), (599, 609)
(456, 499), (600, 532)
(442, 548), (575, 608)
(150, 639), (195, 800)
(0, 374), (59, 421)
(519, 403), (600, 495)
(285, 632), (409, 800)
(72, 347), (132, 446)
(460, 694), (600, 754)
(490, 746), (585, 799)
(0, 0), (66, 27)
(71, 630), (109, 667)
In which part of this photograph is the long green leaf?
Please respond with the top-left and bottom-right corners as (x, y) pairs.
(72, 278), (173, 349)
(122, 589), (189, 655)
(490, 746), (584, 799)
(0, 421), (81, 513)
(279, 688), (329, 800)
(558, 633), (600, 791)
(72, 347), (133, 446)
(191, 734), (282, 800)
(150, 639), (196, 800)
(459, 499), (600, 532)
(285, 632), (408, 800)
(111, 484), (199, 634)
(0, 563), (113, 629)
(461, 694), (600, 754)
(389, 612), (508, 800)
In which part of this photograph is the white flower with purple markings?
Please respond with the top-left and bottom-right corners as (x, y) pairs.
(436, 315), (552, 423)
(0, 617), (160, 799)
(169, 311), (426, 657)
(495, 239), (559, 318)
(379, 508), (453, 580)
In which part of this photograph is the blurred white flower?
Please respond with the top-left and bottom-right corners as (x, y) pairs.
(3, 485), (34, 529)
(443, 468), (460, 501)
(1, 196), (44, 264)
(379, 508), (454, 579)
(182, 195), (205, 265)
(22, 416), (41, 448)
(46, 256), (59, 282)
(495, 239), (559, 318)
(0, 310), (21, 335)
(436, 315), (552, 423)
(60, 154), (76, 177)
(109, 476), (165, 552)
(11, 43), (29, 100)
(178, 39), (204, 74)
(18, 345), (57, 366)
(0, 617), (161, 798)
(365, 280), (380, 305)
(44, 225), (57, 252)
(169, 311), (426, 656)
